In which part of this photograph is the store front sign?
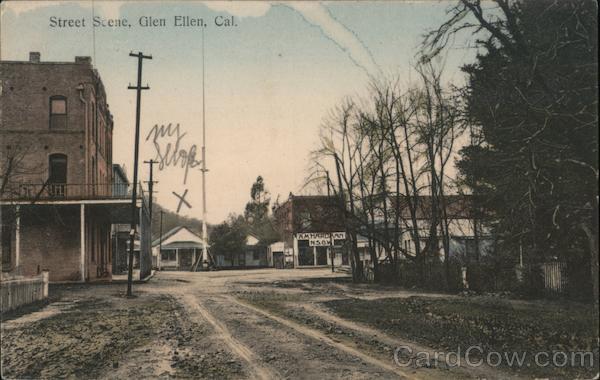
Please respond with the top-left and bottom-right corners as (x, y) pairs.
(296, 232), (346, 247)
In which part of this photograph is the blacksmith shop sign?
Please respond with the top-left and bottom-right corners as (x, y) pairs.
(296, 232), (346, 247)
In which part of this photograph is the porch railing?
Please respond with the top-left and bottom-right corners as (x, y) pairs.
(0, 182), (141, 201)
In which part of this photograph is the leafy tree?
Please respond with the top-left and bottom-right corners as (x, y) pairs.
(209, 214), (247, 265)
(244, 176), (280, 245)
(424, 0), (598, 299)
(244, 176), (270, 224)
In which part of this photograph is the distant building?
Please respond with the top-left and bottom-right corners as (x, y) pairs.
(152, 226), (206, 271)
(273, 194), (348, 268)
(390, 195), (493, 261)
(111, 164), (131, 274)
(214, 234), (269, 269)
(0, 52), (151, 282)
(268, 241), (289, 269)
(271, 193), (492, 270)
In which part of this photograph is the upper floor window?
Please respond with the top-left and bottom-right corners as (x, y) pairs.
(91, 102), (97, 141)
(49, 153), (68, 183)
(299, 211), (312, 229)
(49, 96), (67, 129)
(48, 153), (67, 197)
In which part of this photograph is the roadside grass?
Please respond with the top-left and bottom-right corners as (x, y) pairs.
(236, 290), (599, 378)
(236, 292), (518, 379)
(323, 296), (599, 378)
(234, 293), (426, 369)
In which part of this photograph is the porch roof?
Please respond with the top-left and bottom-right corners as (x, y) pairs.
(161, 241), (203, 250)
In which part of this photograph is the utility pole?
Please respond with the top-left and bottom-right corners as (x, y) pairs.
(200, 28), (209, 270)
(158, 210), (164, 271)
(126, 51), (152, 297)
(331, 235), (335, 273)
(143, 159), (158, 221)
(144, 159), (157, 271)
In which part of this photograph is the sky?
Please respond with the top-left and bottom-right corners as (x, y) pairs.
(1, 0), (477, 223)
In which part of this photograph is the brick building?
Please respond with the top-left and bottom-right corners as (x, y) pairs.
(273, 194), (349, 268)
(0, 52), (151, 282)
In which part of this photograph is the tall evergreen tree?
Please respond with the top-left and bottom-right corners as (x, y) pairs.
(424, 0), (598, 299)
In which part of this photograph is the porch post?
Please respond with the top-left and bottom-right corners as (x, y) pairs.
(293, 235), (299, 268)
(15, 205), (20, 269)
(80, 204), (86, 282)
(158, 247), (161, 270)
(176, 248), (179, 269)
(139, 205), (143, 279)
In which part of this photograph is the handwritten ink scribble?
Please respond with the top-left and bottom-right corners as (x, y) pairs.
(145, 123), (202, 185)
(173, 189), (192, 213)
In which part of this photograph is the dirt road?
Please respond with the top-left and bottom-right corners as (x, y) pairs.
(1, 269), (516, 379)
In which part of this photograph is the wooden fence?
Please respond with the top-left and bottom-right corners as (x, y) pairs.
(542, 261), (567, 293)
(1, 271), (49, 313)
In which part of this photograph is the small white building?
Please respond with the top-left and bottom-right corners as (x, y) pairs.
(152, 226), (206, 271)
(268, 241), (294, 269)
(214, 234), (269, 268)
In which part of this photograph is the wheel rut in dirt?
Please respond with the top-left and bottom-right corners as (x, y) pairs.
(178, 293), (277, 380)
(220, 295), (424, 379)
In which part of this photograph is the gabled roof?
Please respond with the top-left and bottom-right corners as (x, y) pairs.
(152, 226), (205, 248)
(246, 233), (260, 246)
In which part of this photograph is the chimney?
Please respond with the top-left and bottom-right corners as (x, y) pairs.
(75, 56), (92, 65)
(29, 52), (41, 63)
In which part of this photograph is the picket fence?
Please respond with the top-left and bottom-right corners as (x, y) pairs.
(0, 271), (49, 313)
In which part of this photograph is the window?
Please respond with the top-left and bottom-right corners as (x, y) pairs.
(465, 239), (477, 258)
(252, 249), (260, 260)
(91, 226), (96, 263)
(49, 96), (67, 129)
(299, 211), (312, 229)
(161, 250), (176, 261)
(1, 223), (12, 269)
(298, 240), (313, 266)
(48, 154), (67, 197)
(91, 102), (98, 142)
(316, 246), (328, 265)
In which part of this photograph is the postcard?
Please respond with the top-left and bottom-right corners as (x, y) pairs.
(1, 1), (598, 379)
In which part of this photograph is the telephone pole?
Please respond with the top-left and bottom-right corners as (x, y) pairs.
(200, 28), (209, 270)
(143, 159), (158, 221)
(126, 51), (152, 297)
(158, 210), (164, 270)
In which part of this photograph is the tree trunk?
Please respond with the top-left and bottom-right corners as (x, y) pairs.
(581, 217), (599, 304)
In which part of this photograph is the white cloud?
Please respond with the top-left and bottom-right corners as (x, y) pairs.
(2, 1), (380, 77)
(287, 2), (381, 77)
(199, 1), (380, 77)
